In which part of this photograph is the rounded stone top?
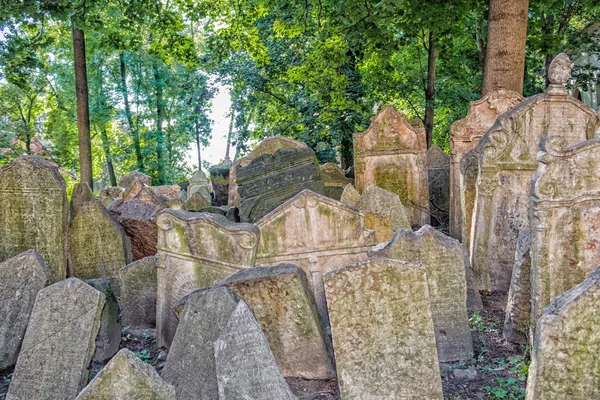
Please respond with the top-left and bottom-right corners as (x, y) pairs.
(548, 53), (572, 86)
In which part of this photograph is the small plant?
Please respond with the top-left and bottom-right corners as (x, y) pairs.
(469, 312), (497, 333)
(135, 350), (152, 363)
(484, 377), (525, 399)
(140, 331), (150, 341)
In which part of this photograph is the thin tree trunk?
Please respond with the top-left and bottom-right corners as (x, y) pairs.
(424, 30), (436, 149)
(482, 0), (529, 96)
(195, 116), (202, 170)
(476, 19), (486, 77)
(100, 127), (117, 186)
(153, 61), (166, 184)
(225, 108), (235, 162)
(72, 25), (94, 190)
(119, 52), (144, 171)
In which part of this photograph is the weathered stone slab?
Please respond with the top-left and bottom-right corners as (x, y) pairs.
(75, 349), (176, 400)
(214, 300), (296, 400)
(152, 185), (183, 200)
(69, 200), (132, 282)
(363, 211), (393, 243)
(255, 189), (377, 325)
(210, 162), (230, 206)
(372, 225), (473, 362)
(130, 184), (169, 207)
(449, 89), (523, 240)
(320, 163), (352, 201)
(119, 256), (157, 329)
(525, 267), (600, 400)
(6, 278), (105, 400)
(470, 54), (600, 292)
(181, 191), (211, 211)
(354, 106), (430, 226)
(427, 145), (450, 231)
(0, 155), (68, 280)
(162, 286), (239, 400)
(187, 169), (212, 204)
(156, 210), (259, 347)
(530, 135), (600, 324)
(111, 199), (164, 261)
(459, 147), (480, 250)
(70, 182), (95, 216)
(0, 250), (52, 367)
(503, 229), (531, 344)
(217, 264), (335, 379)
(119, 171), (151, 190)
(339, 183), (360, 207)
(357, 184), (412, 231)
(99, 187), (124, 209)
(324, 258), (443, 399)
(85, 280), (121, 363)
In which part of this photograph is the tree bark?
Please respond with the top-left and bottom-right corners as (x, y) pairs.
(424, 30), (436, 149)
(153, 61), (166, 184)
(225, 107), (235, 162)
(482, 0), (529, 96)
(119, 52), (144, 171)
(72, 25), (94, 190)
(100, 127), (117, 187)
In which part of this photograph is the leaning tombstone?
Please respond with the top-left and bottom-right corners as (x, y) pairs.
(353, 106), (429, 226)
(85, 280), (121, 363)
(156, 209), (259, 347)
(217, 264), (336, 379)
(210, 161), (231, 206)
(214, 300), (296, 400)
(6, 278), (105, 400)
(427, 144), (450, 231)
(356, 184), (412, 231)
(187, 169), (212, 205)
(459, 148), (480, 250)
(0, 250), (52, 367)
(119, 256), (158, 329)
(324, 258), (443, 399)
(470, 53), (600, 292)
(75, 349), (176, 400)
(111, 199), (164, 260)
(99, 186), (125, 209)
(371, 226), (474, 362)
(339, 183), (360, 207)
(319, 162), (352, 201)
(70, 181), (95, 216)
(0, 155), (68, 280)
(162, 287), (239, 400)
(525, 266), (600, 400)
(181, 191), (211, 211)
(119, 171), (151, 191)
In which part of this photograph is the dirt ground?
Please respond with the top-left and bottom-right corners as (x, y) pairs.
(0, 292), (527, 400)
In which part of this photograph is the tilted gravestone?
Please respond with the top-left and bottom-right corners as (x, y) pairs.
(75, 349), (176, 400)
(214, 300), (296, 400)
(0, 155), (68, 280)
(530, 135), (600, 325)
(469, 54), (600, 292)
(354, 106), (429, 226)
(427, 144), (451, 231)
(85, 279), (121, 363)
(210, 161), (231, 206)
(371, 225), (474, 362)
(119, 171), (151, 190)
(525, 267), (600, 400)
(119, 256), (158, 329)
(449, 89), (523, 240)
(155, 209), (259, 347)
(324, 258), (443, 400)
(339, 183), (360, 207)
(217, 264), (335, 379)
(458, 148), (480, 250)
(0, 250), (52, 367)
(356, 184), (412, 231)
(162, 286), (239, 400)
(6, 278), (105, 400)
(319, 162), (352, 201)
(255, 189), (377, 325)
(187, 169), (212, 205)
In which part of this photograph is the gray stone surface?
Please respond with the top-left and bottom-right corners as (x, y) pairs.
(70, 182), (95, 216)
(503, 230), (532, 344)
(181, 191), (211, 211)
(210, 162), (230, 206)
(119, 257), (157, 329)
(319, 163), (352, 201)
(6, 278), (105, 400)
(0, 155), (68, 280)
(75, 349), (176, 400)
(525, 266), (600, 400)
(357, 184), (412, 231)
(119, 171), (152, 190)
(427, 144), (450, 231)
(324, 258), (443, 399)
(214, 300), (296, 400)
(85, 280), (121, 363)
(0, 250), (52, 367)
(339, 183), (360, 207)
(162, 286), (239, 400)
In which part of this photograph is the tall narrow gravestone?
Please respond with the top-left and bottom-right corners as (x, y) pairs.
(353, 106), (429, 226)
(0, 156), (68, 280)
(470, 54), (600, 292)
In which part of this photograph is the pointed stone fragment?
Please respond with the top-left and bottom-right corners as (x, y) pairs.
(339, 183), (360, 207)
(503, 230), (532, 344)
(357, 184), (412, 231)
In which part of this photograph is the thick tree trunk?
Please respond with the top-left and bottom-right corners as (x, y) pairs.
(153, 62), (166, 184)
(424, 30), (436, 149)
(72, 26), (94, 190)
(100, 127), (117, 187)
(119, 52), (144, 171)
(482, 0), (529, 96)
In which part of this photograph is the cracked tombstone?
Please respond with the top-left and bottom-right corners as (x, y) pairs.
(119, 256), (158, 329)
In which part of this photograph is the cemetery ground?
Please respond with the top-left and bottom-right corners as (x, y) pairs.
(0, 292), (528, 400)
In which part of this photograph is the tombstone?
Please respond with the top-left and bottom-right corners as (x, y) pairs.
(6, 278), (105, 400)
(156, 209), (259, 347)
(181, 191), (211, 211)
(75, 349), (176, 400)
(339, 183), (360, 207)
(371, 226), (473, 362)
(187, 169), (212, 204)
(0, 250), (52, 367)
(353, 106), (430, 226)
(111, 199), (164, 260)
(449, 89), (524, 240)
(525, 267), (600, 400)
(319, 163), (352, 201)
(363, 211), (394, 243)
(427, 145), (450, 231)
(324, 258), (443, 399)
(130, 184), (169, 207)
(119, 256), (157, 329)
(70, 182), (95, 216)
(503, 230), (532, 344)
(99, 186), (124, 209)
(459, 148), (480, 250)
(85, 280), (121, 363)
(530, 135), (600, 325)
(119, 171), (151, 190)
(217, 264), (335, 379)
(0, 155), (68, 280)
(152, 185), (183, 200)
(225, 206), (241, 222)
(470, 54), (600, 292)
(162, 287), (239, 400)
(210, 162), (231, 206)
(255, 189), (377, 325)
(214, 300), (296, 400)
(69, 199), (132, 283)
(356, 184), (412, 231)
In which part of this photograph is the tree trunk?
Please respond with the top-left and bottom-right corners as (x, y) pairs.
(195, 115), (202, 170)
(153, 62), (166, 184)
(476, 18), (486, 77)
(100, 127), (117, 187)
(424, 30), (436, 149)
(482, 0), (529, 96)
(119, 52), (144, 171)
(225, 108), (235, 162)
(72, 25), (94, 190)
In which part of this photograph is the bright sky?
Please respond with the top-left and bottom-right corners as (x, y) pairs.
(186, 84), (234, 170)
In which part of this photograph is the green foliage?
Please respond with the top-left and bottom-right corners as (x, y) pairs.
(470, 312), (498, 333)
(134, 349), (152, 363)
(484, 377), (526, 399)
